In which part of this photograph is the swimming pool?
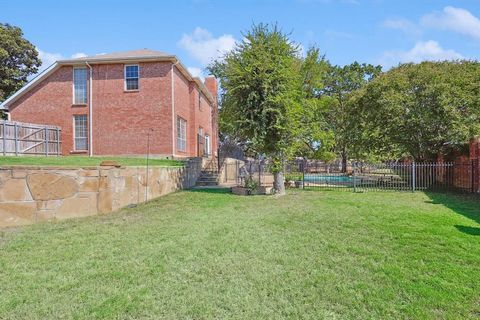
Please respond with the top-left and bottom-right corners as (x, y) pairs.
(303, 174), (353, 184)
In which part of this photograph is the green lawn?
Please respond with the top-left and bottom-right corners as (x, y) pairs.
(0, 156), (183, 167)
(1, 190), (479, 319)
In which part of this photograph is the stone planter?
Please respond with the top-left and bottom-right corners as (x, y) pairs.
(231, 186), (252, 196)
(295, 180), (304, 188)
(257, 186), (273, 195)
(232, 186), (273, 196)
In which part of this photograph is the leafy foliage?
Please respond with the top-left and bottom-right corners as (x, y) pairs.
(208, 23), (303, 193)
(356, 61), (480, 160)
(288, 47), (335, 161)
(322, 62), (381, 167)
(243, 175), (259, 193)
(0, 23), (40, 102)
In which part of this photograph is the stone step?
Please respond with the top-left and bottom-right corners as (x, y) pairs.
(197, 178), (219, 183)
(198, 173), (219, 177)
(196, 181), (219, 186)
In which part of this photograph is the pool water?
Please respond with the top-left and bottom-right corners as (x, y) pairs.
(303, 174), (353, 184)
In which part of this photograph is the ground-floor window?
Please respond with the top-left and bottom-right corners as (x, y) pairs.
(73, 115), (88, 151)
(177, 116), (187, 152)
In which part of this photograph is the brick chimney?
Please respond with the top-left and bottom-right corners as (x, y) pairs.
(204, 76), (218, 103)
(204, 76), (219, 156)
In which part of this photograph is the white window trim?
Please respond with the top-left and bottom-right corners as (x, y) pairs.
(177, 116), (187, 152)
(124, 64), (140, 91)
(73, 115), (88, 151)
(72, 67), (88, 105)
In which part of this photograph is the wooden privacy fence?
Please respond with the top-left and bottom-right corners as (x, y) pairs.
(0, 120), (61, 156)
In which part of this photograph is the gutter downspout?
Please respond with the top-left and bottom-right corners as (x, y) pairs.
(171, 61), (178, 158)
(86, 61), (93, 157)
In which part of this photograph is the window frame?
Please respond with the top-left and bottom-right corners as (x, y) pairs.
(176, 116), (187, 152)
(204, 134), (211, 156)
(124, 64), (140, 91)
(73, 114), (88, 151)
(72, 67), (88, 105)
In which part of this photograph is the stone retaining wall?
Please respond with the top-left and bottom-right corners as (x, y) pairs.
(0, 159), (202, 227)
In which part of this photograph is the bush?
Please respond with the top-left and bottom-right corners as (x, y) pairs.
(285, 172), (303, 182)
(244, 175), (259, 194)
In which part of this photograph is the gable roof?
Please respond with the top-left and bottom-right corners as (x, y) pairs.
(1, 49), (214, 110)
(58, 49), (174, 63)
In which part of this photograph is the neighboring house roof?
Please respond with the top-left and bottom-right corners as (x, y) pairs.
(0, 49), (214, 110)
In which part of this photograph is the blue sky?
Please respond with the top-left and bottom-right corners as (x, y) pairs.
(1, 0), (479, 77)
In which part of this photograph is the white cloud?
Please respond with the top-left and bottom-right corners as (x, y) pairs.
(71, 52), (87, 59)
(37, 48), (63, 70)
(381, 40), (463, 68)
(178, 27), (236, 65)
(187, 67), (204, 80)
(36, 49), (89, 74)
(421, 6), (480, 40)
(383, 18), (421, 37)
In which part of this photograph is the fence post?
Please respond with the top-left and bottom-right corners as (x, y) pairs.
(14, 122), (18, 156)
(56, 128), (60, 156)
(471, 159), (475, 194)
(302, 159), (305, 189)
(44, 127), (49, 156)
(353, 162), (357, 193)
(412, 161), (416, 192)
(2, 121), (5, 156)
(236, 160), (239, 185)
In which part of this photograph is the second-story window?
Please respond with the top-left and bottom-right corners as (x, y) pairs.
(125, 65), (139, 90)
(73, 68), (87, 104)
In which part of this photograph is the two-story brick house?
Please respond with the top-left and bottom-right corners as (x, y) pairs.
(0, 49), (218, 158)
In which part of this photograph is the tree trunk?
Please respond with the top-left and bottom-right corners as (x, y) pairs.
(273, 170), (286, 195)
(341, 149), (348, 173)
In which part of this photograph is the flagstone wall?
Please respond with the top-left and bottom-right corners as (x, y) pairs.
(0, 159), (202, 227)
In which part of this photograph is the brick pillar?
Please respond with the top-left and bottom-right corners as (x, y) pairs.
(469, 137), (480, 192)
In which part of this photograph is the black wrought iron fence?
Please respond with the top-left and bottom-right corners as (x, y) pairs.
(237, 159), (480, 194)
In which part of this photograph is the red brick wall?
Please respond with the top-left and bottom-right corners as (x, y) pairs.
(8, 61), (218, 158)
(9, 66), (83, 155)
(172, 67), (217, 158)
(92, 62), (173, 156)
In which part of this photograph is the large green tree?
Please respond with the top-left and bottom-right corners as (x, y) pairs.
(209, 24), (301, 194)
(0, 23), (40, 102)
(323, 62), (381, 171)
(289, 47), (334, 161)
(357, 61), (480, 160)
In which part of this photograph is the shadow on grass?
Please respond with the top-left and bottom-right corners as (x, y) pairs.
(454, 225), (480, 236)
(425, 192), (480, 236)
(189, 187), (232, 194)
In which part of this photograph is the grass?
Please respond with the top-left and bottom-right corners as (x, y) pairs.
(0, 156), (183, 167)
(1, 189), (479, 319)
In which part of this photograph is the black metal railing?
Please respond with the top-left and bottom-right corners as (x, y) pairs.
(235, 159), (480, 194)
